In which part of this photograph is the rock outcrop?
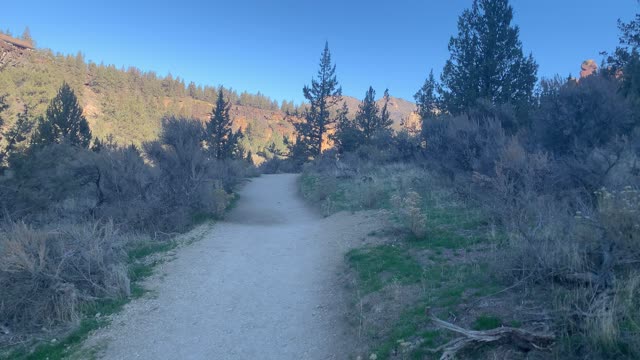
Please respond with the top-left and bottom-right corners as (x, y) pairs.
(580, 59), (598, 78)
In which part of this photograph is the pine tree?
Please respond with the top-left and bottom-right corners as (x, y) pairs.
(292, 42), (342, 159)
(440, 0), (537, 117)
(333, 102), (359, 153)
(188, 81), (198, 98)
(31, 82), (92, 148)
(21, 26), (33, 46)
(355, 86), (381, 143)
(206, 89), (241, 160)
(378, 89), (394, 134)
(414, 70), (439, 120)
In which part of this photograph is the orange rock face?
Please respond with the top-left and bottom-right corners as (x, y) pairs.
(580, 59), (598, 78)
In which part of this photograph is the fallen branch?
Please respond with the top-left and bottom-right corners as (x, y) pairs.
(426, 308), (554, 360)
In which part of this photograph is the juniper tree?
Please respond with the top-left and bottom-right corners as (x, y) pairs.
(206, 89), (242, 160)
(0, 94), (7, 132)
(0, 95), (7, 165)
(440, 0), (537, 121)
(245, 150), (254, 166)
(609, 13), (640, 117)
(292, 42), (342, 159)
(31, 82), (92, 148)
(4, 105), (34, 158)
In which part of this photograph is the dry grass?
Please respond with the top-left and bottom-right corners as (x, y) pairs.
(391, 191), (427, 239)
(0, 221), (129, 332)
(303, 152), (640, 358)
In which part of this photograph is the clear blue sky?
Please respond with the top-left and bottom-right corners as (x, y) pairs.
(1, 1), (637, 104)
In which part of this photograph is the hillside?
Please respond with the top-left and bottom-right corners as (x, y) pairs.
(0, 34), (417, 159)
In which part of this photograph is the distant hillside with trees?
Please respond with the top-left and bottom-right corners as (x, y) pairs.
(0, 29), (300, 161)
(0, 30), (417, 163)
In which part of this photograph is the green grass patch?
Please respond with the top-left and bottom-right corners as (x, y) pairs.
(426, 207), (488, 230)
(405, 205), (493, 250)
(191, 211), (214, 224)
(127, 240), (176, 261)
(371, 305), (429, 358)
(411, 228), (483, 249)
(8, 318), (105, 360)
(128, 262), (155, 282)
(363, 260), (501, 359)
(472, 314), (502, 330)
(3, 295), (130, 360)
(369, 305), (452, 360)
(347, 245), (423, 294)
(510, 320), (523, 328)
(299, 173), (320, 199)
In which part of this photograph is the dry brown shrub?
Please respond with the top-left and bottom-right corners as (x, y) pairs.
(211, 186), (232, 218)
(391, 191), (427, 239)
(0, 221), (129, 331)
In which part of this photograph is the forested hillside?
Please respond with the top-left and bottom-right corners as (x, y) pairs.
(0, 32), (416, 162)
(0, 37), (295, 160)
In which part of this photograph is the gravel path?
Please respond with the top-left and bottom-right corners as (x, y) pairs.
(87, 174), (359, 360)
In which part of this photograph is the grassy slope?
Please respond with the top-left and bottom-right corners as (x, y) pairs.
(300, 167), (542, 359)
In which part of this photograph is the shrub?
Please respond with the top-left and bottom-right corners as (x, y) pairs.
(0, 115), (250, 341)
(0, 221), (129, 331)
(421, 114), (507, 179)
(390, 191), (427, 239)
(143, 116), (246, 230)
(533, 74), (634, 156)
(93, 142), (156, 230)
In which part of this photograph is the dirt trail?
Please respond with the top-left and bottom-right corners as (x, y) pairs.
(85, 174), (380, 360)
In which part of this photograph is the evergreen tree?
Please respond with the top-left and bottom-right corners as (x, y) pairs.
(0, 95), (7, 165)
(206, 89), (241, 159)
(0, 94), (7, 131)
(188, 81), (198, 98)
(440, 0), (538, 118)
(2, 105), (34, 167)
(609, 13), (640, 117)
(292, 42), (342, 159)
(246, 150), (254, 166)
(31, 82), (92, 148)
(333, 102), (359, 153)
(355, 86), (381, 143)
(21, 26), (33, 46)
(414, 70), (439, 120)
(378, 89), (394, 134)
(5, 105), (34, 155)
